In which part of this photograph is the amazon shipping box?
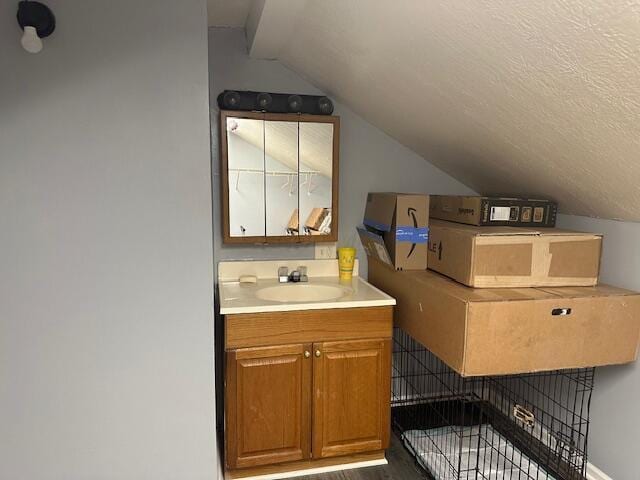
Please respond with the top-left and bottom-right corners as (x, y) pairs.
(358, 193), (429, 270)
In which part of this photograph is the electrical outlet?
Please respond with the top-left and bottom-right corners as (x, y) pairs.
(315, 243), (337, 259)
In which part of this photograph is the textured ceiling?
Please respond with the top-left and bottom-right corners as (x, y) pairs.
(207, 0), (251, 27)
(270, 0), (640, 221)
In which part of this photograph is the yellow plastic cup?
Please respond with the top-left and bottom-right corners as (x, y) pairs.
(338, 247), (356, 281)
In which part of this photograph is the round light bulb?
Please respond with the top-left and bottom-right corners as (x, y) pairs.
(21, 26), (43, 53)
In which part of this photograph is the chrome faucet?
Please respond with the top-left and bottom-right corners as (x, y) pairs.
(278, 265), (308, 283)
(278, 266), (289, 283)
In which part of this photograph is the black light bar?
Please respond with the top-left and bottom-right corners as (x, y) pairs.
(217, 90), (334, 115)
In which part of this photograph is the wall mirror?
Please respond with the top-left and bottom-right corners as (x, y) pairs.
(220, 110), (339, 244)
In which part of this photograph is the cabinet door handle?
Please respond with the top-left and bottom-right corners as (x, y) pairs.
(315, 350), (321, 357)
(304, 351), (311, 358)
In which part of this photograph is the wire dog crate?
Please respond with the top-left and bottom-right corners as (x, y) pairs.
(391, 327), (595, 480)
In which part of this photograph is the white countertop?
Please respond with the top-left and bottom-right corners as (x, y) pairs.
(218, 264), (396, 315)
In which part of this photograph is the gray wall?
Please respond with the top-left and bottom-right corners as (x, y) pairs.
(0, 1), (217, 479)
(209, 28), (475, 277)
(557, 214), (640, 478)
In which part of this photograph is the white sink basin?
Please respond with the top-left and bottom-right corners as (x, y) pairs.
(256, 284), (350, 303)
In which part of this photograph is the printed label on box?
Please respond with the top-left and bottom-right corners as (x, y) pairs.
(490, 206), (511, 221)
(395, 226), (429, 243)
(533, 207), (544, 222)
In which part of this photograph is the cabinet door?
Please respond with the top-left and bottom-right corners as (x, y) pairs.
(312, 339), (391, 459)
(226, 344), (312, 469)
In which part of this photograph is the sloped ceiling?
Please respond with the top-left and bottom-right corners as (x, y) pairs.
(210, 0), (640, 221)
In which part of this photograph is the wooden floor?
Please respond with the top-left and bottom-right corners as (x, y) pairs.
(297, 433), (426, 480)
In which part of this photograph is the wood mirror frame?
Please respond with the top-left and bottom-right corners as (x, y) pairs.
(220, 110), (340, 244)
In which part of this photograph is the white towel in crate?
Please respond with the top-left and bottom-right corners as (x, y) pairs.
(402, 425), (556, 480)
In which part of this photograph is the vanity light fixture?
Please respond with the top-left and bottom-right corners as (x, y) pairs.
(256, 92), (272, 110)
(222, 91), (241, 109)
(217, 90), (334, 115)
(17, 0), (55, 54)
(287, 94), (303, 113)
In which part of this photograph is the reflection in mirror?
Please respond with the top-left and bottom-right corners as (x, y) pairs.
(264, 121), (299, 236)
(299, 122), (333, 235)
(226, 117), (265, 237)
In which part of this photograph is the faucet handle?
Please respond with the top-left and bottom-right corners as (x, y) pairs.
(278, 266), (289, 283)
(298, 266), (308, 282)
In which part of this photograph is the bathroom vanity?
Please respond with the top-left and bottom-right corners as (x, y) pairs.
(218, 260), (396, 479)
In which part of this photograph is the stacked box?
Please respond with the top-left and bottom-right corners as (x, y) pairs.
(430, 195), (557, 227)
(357, 193), (429, 270)
(359, 193), (640, 373)
(362, 193), (639, 480)
(427, 219), (602, 288)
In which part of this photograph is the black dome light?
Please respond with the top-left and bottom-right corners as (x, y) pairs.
(17, 1), (55, 53)
(317, 96), (334, 114)
(256, 92), (273, 110)
(222, 91), (241, 109)
(288, 94), (303, 113)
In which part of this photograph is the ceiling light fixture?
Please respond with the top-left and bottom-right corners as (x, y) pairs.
(17, 1), (55, 54)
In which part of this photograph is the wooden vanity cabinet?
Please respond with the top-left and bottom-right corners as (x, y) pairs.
(225, 343), (312, 469)
(313, 339), (391, 459)
(224, 306), (393, 475)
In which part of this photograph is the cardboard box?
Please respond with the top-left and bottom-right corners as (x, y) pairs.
(368, 259), (640, 376)
(286, 208), (299, 233)
(305, 207), (328, 231)
(428, 219), (602, 288)
(358, 193), (429, 270)
(430, 195), (558, 227)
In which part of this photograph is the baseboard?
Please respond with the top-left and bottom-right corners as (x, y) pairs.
(226, 451), (387, 480)
(586, 462), (613, 480)
(232, 458), (387, 480)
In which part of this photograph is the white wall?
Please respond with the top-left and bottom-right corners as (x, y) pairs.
(0, 1), (217, 479)
(557, 214), (640, 479)
(209, 28), (475, 275)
